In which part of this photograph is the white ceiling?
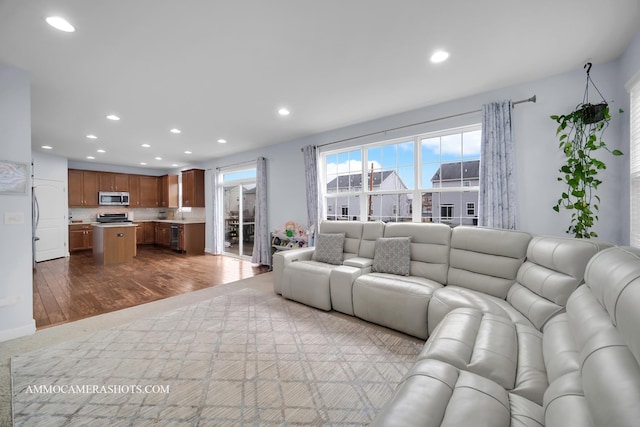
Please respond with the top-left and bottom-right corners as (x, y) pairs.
(1, 1), (639, 170)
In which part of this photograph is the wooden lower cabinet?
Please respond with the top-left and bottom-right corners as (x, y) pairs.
(155, 222), (171, 247)
(134, 222), (156, 245)
(178, 223), (205, 254)
(69, 224), (93, 251)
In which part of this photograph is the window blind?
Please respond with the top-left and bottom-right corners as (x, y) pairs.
(630, 76), (640, 247)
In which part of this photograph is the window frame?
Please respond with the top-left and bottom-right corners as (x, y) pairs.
(320, 124), (481, 223)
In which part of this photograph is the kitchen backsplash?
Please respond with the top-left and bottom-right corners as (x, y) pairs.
(69, 207), (206, 222)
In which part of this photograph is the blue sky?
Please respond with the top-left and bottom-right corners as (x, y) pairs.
(325, 129), (481, 190)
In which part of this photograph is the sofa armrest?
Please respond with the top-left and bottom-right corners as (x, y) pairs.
(330, 265), (364, 316)
(343, 257), (373, 269)
(273, 247), (315, 294)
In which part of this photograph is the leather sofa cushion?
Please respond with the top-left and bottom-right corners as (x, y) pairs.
(447, 226), (531, 298)
(353, 273), (442, 339)
(281, 260), (340, 311)
(428, 285), (534, 335)
(371, 359), (544, 427)
(506, 236), (603, 330)
(420, 308), (547, 405)
(383, 222), (451, 283)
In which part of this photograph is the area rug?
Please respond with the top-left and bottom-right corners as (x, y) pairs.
(11, 288), (423, 426)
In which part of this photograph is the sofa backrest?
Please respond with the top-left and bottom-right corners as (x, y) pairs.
(447, 226), (531, 298)
(315, 220), (364, 261)
(508, 236), (608, 330)
(383, 222), (451, 283)
(358, 221), (385, 259)
(544, 246), (640, 427)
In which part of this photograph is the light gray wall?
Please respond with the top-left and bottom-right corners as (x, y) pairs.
(68, 160), (167, 177)
(201, 47), (638, 248)
(0, 64), (35, 342)
(33, 151), (68, 181)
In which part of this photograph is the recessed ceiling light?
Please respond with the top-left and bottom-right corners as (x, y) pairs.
(86, 134), (97, 140)
(42, 145), (53, 150)
(184, 150), (192, 154)
(278, 108), (290, 116)
(155, 157), (162, 160)
(86, 156), (95, 160)
(170, 128), (181, 134)
(97, 149), (105, 153)
(141, 144), (151, 148)
(106, 114), (120, 121)
(430, 50), (450, 63)
(45, 16), (75, 32)
(171, 164), (178, 167)
(140, 162), (147, 165)
(217, 139), (227, 144)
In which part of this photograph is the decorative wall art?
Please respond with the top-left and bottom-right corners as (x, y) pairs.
(0, 160), (28, 194)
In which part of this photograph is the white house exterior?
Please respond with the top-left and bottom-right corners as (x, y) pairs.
(425, 160), (479, 226)
(326, 171), (411, 222)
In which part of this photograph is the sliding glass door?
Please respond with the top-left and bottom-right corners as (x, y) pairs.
(221, 168), (256, 258)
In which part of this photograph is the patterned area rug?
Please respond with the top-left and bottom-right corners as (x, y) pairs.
(12, 289), (423, 426)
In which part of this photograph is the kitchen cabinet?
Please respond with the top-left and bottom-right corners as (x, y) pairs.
(69, 224), (93, 251)
(139, 176), (160, 207)
(134, 222), (155, 244)
(178, 223), (205, 254)
(128, 175), (141, 207)
(154, 222), (171, 247)
(93, 224), (136, 265)
(160, 174), (179, 208)
(68, 169), (99, 207)
(99, 172), (129, 192)
(181, 169), (205, 207)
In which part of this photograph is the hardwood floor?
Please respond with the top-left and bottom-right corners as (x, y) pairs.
(33, 245), (270, 329)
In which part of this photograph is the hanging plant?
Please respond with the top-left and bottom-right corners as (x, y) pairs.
(550, 63), (623, 238)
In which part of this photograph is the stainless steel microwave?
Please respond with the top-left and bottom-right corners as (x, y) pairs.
(99, 191), (130, 206)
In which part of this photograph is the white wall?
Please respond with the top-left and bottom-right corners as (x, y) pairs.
(200, 39), (640, 248)
(0, 65), (35, 342)
(33, 151), (68, 181)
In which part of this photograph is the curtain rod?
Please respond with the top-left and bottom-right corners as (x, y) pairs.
(308, 95), (536, 150)
(216, 159), (257, 171)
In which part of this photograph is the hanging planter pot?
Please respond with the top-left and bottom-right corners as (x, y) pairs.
(578, 101), (609, 124)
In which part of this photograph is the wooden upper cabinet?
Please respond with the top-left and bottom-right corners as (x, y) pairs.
(160, 174), (179, 208)
(68, 169), (99, 207)
(100, 172), (129, 192)
(128, 175), (141, 207)
(181, 169), (205, 207)
(139, 175), (160, 207)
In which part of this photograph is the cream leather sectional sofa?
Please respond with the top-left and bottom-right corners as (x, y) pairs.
(273, 221), (640, 426)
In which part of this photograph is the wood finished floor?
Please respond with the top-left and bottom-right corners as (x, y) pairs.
(33, 245), (269, 329)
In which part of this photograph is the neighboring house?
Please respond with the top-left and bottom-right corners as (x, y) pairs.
(426, 160), (479, 226)
(326, 170), (411, 221)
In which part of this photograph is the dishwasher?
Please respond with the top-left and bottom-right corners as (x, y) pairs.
(170, 224), (180, 251)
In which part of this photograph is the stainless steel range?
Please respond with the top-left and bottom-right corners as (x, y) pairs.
(97, 213), (132, 223)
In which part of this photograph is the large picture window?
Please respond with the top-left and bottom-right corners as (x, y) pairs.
(321, 124), (481, 224)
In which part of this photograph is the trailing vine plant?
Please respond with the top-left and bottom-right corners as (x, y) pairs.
(550, 63), (623, 238)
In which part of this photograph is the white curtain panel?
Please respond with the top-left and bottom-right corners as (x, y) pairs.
(252, 157), (270, 265)
(479, 100), (518, 229)
(302, 145), (319, 234)
(211, 169), (223, 255)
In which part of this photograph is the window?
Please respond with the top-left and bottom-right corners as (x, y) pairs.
(321, 124), (481, 225)
(467, 202), (476, 216)
(630, 74), (640, 247)
(441, 204), (454, 220)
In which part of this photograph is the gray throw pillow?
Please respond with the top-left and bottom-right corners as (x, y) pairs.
(313, 233), (345, 265)
(372, 237), (411, 276)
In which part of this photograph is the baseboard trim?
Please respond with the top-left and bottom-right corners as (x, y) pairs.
(0, 320), (36, 343)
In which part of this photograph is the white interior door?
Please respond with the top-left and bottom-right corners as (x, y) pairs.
(34, 178), (67, 262)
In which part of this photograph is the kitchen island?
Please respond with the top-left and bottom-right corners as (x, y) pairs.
(92, 223), (137, 265)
